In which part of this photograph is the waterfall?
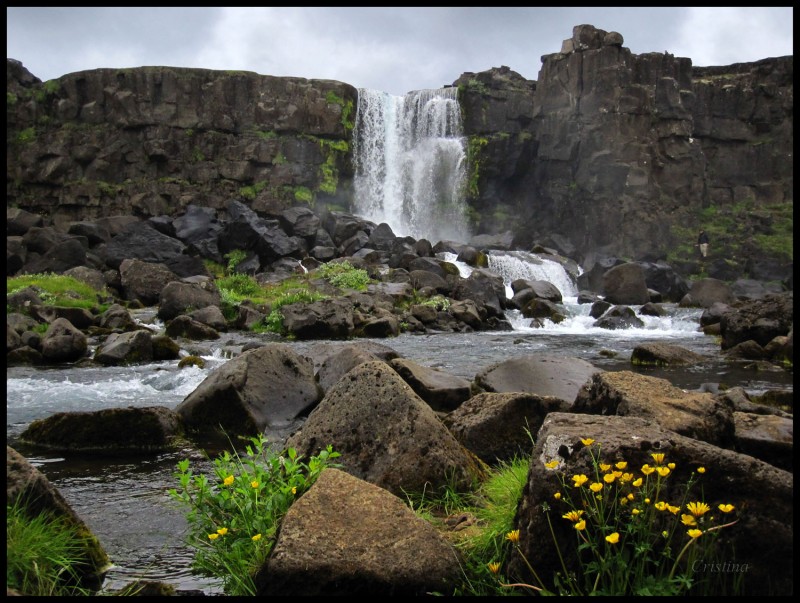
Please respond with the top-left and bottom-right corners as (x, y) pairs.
(353, 87), (470, 243)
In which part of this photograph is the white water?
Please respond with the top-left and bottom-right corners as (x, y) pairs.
(353, 87), (470, 243)
(440, 250), (703, 340)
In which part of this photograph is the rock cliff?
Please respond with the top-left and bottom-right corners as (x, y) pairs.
(6, 24), (792, 278)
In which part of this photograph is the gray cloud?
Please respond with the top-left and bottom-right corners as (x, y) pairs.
(7, 7), (793, 96)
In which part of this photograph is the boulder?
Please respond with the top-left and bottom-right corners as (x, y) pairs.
(443, 392), (570, 464)
(255, 468), (461, 596)
(508, 413), (793, 596)
(631, 343), (707, 366)
(473, 355), (601, 403)
(573, 371), (735, 447)
(157, 278), (221, 321)
(19, 406), (184, 452)
(175, 344), (322, 439)
(388, 358), (473, 412)
(40, 317), (88, 363)
(7, 446), (110, 590)
(286, 361), (485, 497)
(602, 262), (650, 305)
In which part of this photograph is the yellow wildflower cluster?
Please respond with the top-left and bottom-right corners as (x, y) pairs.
(547, 440), (736, 544)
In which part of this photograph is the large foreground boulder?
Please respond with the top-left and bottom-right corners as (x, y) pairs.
(255, 468), (462, 596)
(508, 413), (793, 596)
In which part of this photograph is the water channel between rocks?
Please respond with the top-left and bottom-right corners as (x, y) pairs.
(7, 285), (794, 595)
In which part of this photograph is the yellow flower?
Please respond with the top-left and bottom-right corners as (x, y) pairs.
(581, 438), (595, 446)
(252, 533), (262, 542)
(655, 501), (668, 511)
(667, 463), (676, 470)
(627, 493), (635, 501)
(545, 459), (559, 469)
(641, 464), (655, 475)
(651, 452), (666, 465)
(632, 508), (641, 516)
(599, 463), (612, 472)
(572, 474), (589, 487)
(291, 486), (297, 495)
(562, 510), (585, 522)
(605, 532), (620, 544)
(687, 529), (703, 539)
(589, 482), (603, 493)
(208, 533), (219, 540)
(687, 501), (711, 517)
(217, 527), (228, 536)
(554, 492), (562, 500)
(620, 472), (634, 482)
(603, 473), (616, 484)
(644, 498), (651, 504)
(667, 504), (680, 515)
(681, 514), (697, 527)
(506, 530), (520, 543)
(487, 562), (501, 575)
(697, 467), (706, 474)
(575, 519), (586, 531)
(251, 480), (259, 488)
(632, 478), (643, 487)
(656, 466), (671, 477)
(662, 530), (669, 538)
(615, 461), (628, 470)
(223, 475), (234, 486)
(619, 497), (628, 506)
(718, 503), (735, 513)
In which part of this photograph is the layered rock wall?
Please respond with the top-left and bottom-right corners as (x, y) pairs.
(7, 60), (356, 228)
(6, 23), (792, 272)
(457, 25), (792, 269)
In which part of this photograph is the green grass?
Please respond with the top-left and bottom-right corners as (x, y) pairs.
(316, 260), (371, 291)
(7, 273), (108, 313)
(7, 499), (96, 596)
(403, 456), (530, 596)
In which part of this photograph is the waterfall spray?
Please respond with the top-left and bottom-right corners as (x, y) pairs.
(353, 87), (470, 243)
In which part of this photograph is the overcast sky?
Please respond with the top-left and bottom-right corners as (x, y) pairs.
(7, 7), (794, 96)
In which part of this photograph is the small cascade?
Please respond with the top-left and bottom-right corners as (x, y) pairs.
(440, 249), (579, 299)
(485, 250), (579, 299)
(353, 87), (470, 243)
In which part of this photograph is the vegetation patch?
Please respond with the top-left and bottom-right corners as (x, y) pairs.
(169, 435), (341, 596)
(7, 498), (96, 596)
(316, 260), (371, 291)
(239, 181), (269, 201)
(466, 136), (489, 199)
(7, 273), (107, 313)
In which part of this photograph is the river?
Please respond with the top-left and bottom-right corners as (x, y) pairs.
(6, 254), (793, 594)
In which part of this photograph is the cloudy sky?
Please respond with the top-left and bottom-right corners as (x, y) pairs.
(7, 7), (794, 96)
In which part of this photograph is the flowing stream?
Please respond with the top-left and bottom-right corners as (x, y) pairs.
(6, 253), (792, 595)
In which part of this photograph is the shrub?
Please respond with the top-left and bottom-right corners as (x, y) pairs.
(169, 435), (341, 595)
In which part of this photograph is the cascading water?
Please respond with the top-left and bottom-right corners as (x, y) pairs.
(352, 87), (470, 243)
(485, 250), (580, 300)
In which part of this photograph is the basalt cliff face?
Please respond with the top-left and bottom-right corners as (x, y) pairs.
(6, 24), (793, 276)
